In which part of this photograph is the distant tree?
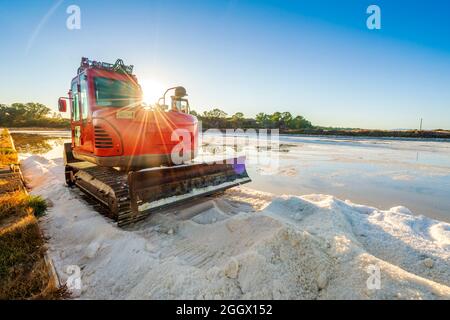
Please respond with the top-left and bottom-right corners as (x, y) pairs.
(0, 102), (69, 128)
(24, 102), (51, 119)
(0, 104), (8, 122)
(255, 113), (268, 127)
(232, 112), (244, 120)
(254, 111), (312, 130)
(203, 108), (228, 119)
(201, 108), (228, 129)
(291, 115), (313, 129)
(231, 112), (245, 129)
(280, 112), (293, 129)
(270, 112), (281, 125)
(256, 112), (277, 128)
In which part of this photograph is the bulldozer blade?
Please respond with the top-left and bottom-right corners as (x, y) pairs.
(123, 157), (251, 225)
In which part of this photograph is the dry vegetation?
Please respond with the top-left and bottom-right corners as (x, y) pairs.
(0, 128), (66, 299)
(0, 191), (66, 299)
(0, 128), (18, 166)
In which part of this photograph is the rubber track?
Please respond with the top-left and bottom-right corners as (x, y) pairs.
(69, 164), (250, 227)
(71, 166), (142, 226)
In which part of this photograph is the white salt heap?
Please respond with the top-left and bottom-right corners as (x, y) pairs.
(21, 155), (450, 299)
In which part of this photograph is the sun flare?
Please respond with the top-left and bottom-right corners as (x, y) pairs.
(139, 79), (165, 105)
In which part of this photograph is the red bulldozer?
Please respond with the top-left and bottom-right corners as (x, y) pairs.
(59, 57), (250, 226)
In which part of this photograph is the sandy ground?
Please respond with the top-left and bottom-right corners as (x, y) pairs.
(21, 154), (450, 299)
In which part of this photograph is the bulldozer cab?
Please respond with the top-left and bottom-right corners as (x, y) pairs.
(61, 58), (142, 153)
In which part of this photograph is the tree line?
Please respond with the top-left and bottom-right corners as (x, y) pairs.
(0, 103), (70, 128)
(0, 102), (313, 131)
(191, 108), (313, 131)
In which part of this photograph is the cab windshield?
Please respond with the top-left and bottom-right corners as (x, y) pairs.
(94, 77), (141, 107)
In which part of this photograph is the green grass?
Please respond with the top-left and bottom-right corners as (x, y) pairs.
(26, 195), (47, 218)
(0, 192), (47, 221)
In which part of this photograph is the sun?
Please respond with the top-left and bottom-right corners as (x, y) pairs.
(139, 78), (165, 105)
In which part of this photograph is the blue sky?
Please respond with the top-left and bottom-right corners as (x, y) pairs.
(0, 0), (449, 129)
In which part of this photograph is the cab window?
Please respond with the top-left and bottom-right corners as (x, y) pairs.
(80, 76), (89, 120)
(94, 77), (140, 108)
(71, 82), (80, 121)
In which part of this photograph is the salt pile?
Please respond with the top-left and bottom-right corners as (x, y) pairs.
(21, 155), (450, 299)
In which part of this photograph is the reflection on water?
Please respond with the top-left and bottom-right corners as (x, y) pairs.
(255, 144), (295, 153)
(202, 142), (295, 154)
(245, 135), (450, 222)
(203, 133), (450, 222)
(11, 133), (67, 155)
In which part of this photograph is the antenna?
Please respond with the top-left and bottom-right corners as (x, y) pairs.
(78, 57), (134, 75)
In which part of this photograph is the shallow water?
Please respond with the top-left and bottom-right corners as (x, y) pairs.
(11, 130), (450, 223)
(244, 135), (450, 222)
